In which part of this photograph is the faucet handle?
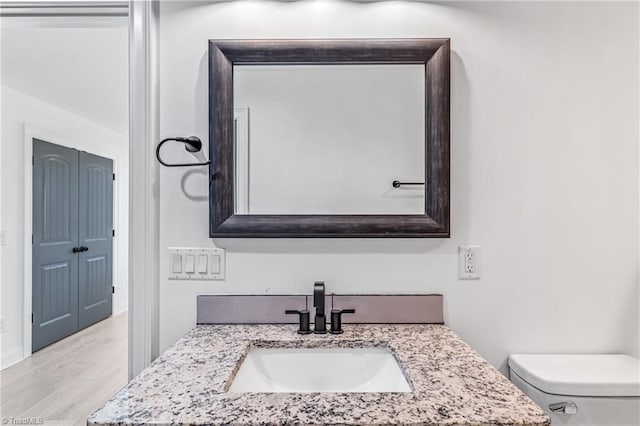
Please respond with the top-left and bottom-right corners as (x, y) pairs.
(330, 309), (356, 334)
(285, 309), (312, 335)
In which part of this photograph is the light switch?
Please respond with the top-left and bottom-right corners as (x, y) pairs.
(197, 255), (208, 273)
(185, 255), (195, 273)
(209, 255), (221, 274)
(168, 247), (225, 280)
(172, 254), (182, 273)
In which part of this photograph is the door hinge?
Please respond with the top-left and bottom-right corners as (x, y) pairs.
(32, 155), (35, 166)
(112, 173), (116, 181)
(31, 313), (34, 324)
(112, 229), (115, 237)
(32, 234), (34, 244)
(112, 286), (115, 294)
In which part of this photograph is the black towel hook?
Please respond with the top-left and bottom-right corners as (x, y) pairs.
(156, 136), (211, 167)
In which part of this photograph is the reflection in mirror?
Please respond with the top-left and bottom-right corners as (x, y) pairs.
(233, 64), (425, 215)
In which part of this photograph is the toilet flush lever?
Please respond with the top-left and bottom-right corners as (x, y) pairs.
(549, 402), (577, 415)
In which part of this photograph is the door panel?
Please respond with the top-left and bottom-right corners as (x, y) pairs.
(32, 139), (79, 352)
(40, 261), (73, 324)
(78, 151), (113, 329)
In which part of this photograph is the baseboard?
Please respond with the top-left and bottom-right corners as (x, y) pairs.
(1, 346), (24, 370)
(113, 304), (128, 316)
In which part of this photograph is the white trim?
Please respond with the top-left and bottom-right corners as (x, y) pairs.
(23, 124), (122, 360)
(637, 0), (640, 359)
(0, 1), (128, 15)
(22, 128), (32, 361)
(0, 16), (128, 28)
(0, 1), (129, 28)
(128, 0), (159, 380)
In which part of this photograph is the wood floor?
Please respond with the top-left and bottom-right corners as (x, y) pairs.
(1, 312), (128, 426)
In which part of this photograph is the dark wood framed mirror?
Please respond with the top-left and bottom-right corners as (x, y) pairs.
(209, 38), (450, 238)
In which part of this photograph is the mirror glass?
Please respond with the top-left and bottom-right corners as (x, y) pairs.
(233, 64), (426, 215)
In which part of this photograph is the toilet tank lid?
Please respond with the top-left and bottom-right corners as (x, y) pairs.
(509, 354), (640, 397)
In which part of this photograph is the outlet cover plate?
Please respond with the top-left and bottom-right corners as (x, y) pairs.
(459, 245), (480, 280)
(168, 247), (225, 281)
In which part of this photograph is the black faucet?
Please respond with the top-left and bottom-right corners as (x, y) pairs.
(313, 281), (327, 334)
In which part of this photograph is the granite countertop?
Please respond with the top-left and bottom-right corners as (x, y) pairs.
(88, 324), (550, 425)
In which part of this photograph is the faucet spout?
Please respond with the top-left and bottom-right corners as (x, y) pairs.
(314, 282), (325, 316)
(313, 281), (327, 334)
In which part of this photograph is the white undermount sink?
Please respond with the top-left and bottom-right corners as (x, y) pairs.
(228, 347), (412, 393)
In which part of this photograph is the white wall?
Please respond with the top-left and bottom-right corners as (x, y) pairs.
(0, 86), (129, 368)
(158, 1), (639, 374)
(1, 28), (129, 135)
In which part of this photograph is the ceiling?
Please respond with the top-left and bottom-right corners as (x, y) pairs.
(1, 27), (128, 135)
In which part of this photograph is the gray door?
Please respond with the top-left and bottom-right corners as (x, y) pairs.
(78, 151), (113, 329)
(32, 139), (80, 351)
(32, 140), (113, 351)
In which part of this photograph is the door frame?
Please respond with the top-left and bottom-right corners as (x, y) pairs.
(24, 127), (121, 356)
(8, 1), (160, 380)
(128, 0), (160, 379)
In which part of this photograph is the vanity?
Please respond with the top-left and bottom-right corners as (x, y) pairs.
(88, 294), (549, 425)
(88, 324), (548, 425)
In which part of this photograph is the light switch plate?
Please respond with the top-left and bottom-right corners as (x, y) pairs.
(458, 245), (480, 280)
(168, 247), (225, 281)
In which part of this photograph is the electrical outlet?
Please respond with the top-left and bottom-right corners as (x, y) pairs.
(459, 245), (480, 280)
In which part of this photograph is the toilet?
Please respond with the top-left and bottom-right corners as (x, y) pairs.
(509, 354), (640, 426)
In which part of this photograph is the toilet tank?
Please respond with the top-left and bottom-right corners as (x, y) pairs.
(509, 354), (640, 426)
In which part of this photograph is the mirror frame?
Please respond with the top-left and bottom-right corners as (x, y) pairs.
(209, 39), (450, 238)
